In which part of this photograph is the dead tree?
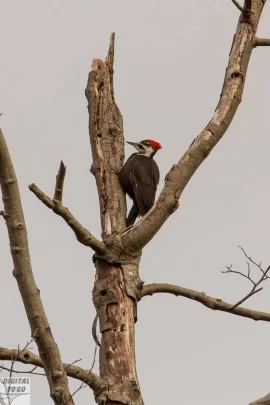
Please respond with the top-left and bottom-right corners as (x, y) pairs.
(1, 1), (270, 404)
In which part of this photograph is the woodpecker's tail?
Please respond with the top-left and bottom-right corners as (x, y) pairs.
(127, 204), (139, 227)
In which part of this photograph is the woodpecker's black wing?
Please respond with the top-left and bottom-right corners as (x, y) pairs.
(127, 154), (160, 217)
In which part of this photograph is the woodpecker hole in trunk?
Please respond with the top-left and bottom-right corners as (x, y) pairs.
(100, 289), (107, 296)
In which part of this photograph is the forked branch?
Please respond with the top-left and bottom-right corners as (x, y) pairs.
(122, 0), (267, 251)
(29, 162), (105, 253)
(0, 347), (102, 392)
(0, 129), (74, 405)
(223, 246), (270, 309)
(142, 283), (270, 322)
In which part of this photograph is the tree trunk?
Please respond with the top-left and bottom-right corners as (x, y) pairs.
(85, 34), (144, 405)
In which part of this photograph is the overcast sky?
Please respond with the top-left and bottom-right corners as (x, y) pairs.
(1, 1), (270, 404)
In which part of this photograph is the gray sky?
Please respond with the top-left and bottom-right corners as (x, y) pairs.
(1, 1), (270, 404)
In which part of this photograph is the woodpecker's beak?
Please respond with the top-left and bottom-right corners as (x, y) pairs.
(126, 141), (141, 152)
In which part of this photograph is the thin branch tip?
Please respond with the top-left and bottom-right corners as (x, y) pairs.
(232, 0), (244, 12)
(224, 248), (270, 309)
(107, 33), (115, 66)
(54, 160), (67, 202)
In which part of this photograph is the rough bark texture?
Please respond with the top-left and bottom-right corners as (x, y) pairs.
(0, 129), (74, 405)
(86, 34), (126, 238)
(85, 34), (144, 405)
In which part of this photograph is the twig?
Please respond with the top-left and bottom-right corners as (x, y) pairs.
(142, 283), (270, 322)
(8, 334), (37, 382)
(54, 161), (66, 202)
(223, 248), (270, 310)
(229, 287), (263, 310)
(238, 246), (265, 275)
(254, 38), (270, 47)
(62, 344), (98, 404)
(0, 365), (45, 376)
(63, 358), (82, 372)
(232, 0), (244, 12)
(222, 265), (256, 285)
(29, 183), (105, 253)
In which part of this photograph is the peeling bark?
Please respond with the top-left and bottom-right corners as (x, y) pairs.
(85, 33), (126, 238)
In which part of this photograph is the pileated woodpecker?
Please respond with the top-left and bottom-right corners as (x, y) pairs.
(118, 139), (162, 226)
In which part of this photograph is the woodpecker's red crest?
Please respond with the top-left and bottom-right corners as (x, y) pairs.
(144, 139), (162, 150)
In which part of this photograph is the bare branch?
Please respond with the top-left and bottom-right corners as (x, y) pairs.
(250, 391), (270, 405)
(7, 333), (37, 382)
(222, 265), (256, 286)
(230, 287), (262, 310)
(223, 248), (270, 309)
(0, 128), (74, 405)
(0, 364), (45, 376)
(0, 347), (102, 392)
(54, 161), (66, 202)
(121, 0), (267, 252)
(232, 0), (244, 12)
(254, 37), (270, 47)
(29, 183), (105, 253)
(66, 344), (98, 404)
(142, 283), (270, 322)
(238, 246), (265, 274)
